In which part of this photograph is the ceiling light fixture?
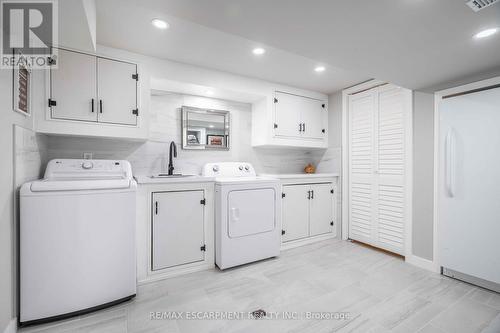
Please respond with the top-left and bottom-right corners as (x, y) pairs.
(151, 19), (169, 30)
(205, 90), (214, 96)
(314, 66), (326, 73)
(252, 48), (266, 55)
(474, 28), (498, 39)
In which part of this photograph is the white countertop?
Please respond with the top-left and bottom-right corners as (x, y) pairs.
(260, 173), (339, 179)
(134, 175), (215, 185)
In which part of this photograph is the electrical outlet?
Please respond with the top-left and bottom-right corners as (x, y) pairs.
(83, 152), (93, 160)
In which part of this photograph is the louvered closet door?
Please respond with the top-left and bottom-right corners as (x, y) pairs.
(348, 85), (410, 255)
(375, 86), (408, 254)
(348, 90), (376, 245)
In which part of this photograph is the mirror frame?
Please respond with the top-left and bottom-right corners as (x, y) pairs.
(181, 106), (230, 150)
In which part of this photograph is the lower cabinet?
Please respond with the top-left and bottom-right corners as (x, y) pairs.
(282, 182), (336, 243)
(152, 190), (206, 270)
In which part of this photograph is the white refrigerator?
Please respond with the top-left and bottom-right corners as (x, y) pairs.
(438, 85), (500, 292)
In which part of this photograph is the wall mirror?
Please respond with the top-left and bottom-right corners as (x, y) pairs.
(182, 106), (230, 150)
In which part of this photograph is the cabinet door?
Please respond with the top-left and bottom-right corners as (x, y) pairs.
(97, 57), (138, 125)
(274, 92), (302, 138)
(282, 185), (310, 242)
(347, 85), (409, 256)
(348, 89), (376, 245)
(152, 191), (205, 270)
(309, 183), (334, 236)
(50, 49), (97, 122)
(375, 86), (407, 254)
(301, 99), (326, 140)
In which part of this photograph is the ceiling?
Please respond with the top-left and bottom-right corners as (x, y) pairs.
(96, 0), (500, 93)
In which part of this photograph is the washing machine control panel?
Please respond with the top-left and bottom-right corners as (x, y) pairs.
(202, 162), (256, 177)
(44, 159), (133, 180)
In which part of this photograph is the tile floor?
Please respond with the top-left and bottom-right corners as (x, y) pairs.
(20, 239), (500, 333)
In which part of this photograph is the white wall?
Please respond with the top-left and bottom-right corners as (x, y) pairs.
(412, 91), (435, 261)
(46, 92), (327, 175)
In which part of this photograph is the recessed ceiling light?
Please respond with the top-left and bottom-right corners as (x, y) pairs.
(205, 90), (214, 96)
(314, 66), (326, 73)
(252, 48), (266, 55)
(151, 19), (169, 30)
(209, 125), (215, 128)
(474, 28), (498, 39)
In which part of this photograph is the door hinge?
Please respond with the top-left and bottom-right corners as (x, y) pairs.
(273, 123), (278, 129)
(48, 99), (57, 107)
(282, 193), (286, 198)
(322, 103), (326, 109)
(132, 109), (139, 116)
(200, 245), (206, 252)
(330, 221), (334, 226)
(322, 129), (326, 133)
(200, 198), (206, 205)
(47, 57), (56, 65)
(274, 98), (278, 103)
(155, 201), (158, 215)
(132, 73), (139, 81)
(331, 189), (334, 194)
(281, 230), (285, 235)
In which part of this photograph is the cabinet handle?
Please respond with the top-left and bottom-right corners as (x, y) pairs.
(299, 123), (302, 132)
(91, 99), (94, 113)
(155, 201), (158, 215)
(99, 99), (103, 113)
(311, 190), (314, 199)
(307, 190), (311, 200)
(303, 123), (306, 132)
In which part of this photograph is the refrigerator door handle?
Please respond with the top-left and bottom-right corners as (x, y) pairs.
(445, 128), (456, 197)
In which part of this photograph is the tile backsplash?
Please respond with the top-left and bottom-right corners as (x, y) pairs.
(45, 92), (339, 176)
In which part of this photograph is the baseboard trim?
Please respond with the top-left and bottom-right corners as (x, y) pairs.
(406, 254), (439, 272)
(281, 233), (336, 251)
(3, 318), (17, 333)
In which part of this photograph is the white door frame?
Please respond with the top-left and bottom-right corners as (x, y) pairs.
(341, 79), (413, 257)
(433, 76), (500, 273)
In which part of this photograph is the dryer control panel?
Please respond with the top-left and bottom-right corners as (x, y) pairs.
(202, 162), (256, 177)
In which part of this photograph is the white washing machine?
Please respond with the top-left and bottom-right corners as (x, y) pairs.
(202, 162), (281, 269)
(20, 159), (137, 326)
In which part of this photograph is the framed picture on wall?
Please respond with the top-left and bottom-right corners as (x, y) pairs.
(13, 53), (31, 116)
(206, 135), (225, 146)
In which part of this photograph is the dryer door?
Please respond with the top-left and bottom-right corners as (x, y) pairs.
(227, 188), (276, 238)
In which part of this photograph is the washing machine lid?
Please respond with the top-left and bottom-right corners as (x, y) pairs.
(29, 159), (134, 192)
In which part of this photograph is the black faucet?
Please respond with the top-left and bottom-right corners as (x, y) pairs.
(168, 141), (177, 175)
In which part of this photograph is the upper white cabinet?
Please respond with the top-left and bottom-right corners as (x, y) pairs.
(252, 90), (328, 149)
(37, 47), (147, 139)
(49, 48), (138, 126)
(274, 92), (326, 140)
(50, 49), (97, 122)
(97, 57), (138, 126)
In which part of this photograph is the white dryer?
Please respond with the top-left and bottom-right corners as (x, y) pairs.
(202, 162), (281, 269)
(20, 159), (137, 326)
